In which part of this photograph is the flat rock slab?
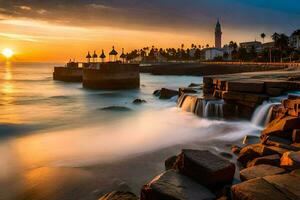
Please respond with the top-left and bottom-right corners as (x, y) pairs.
(226, 80), (265, 93)
(264, 173), (300, 199)
(231, 177), (291, 200)
(280, 151), (300, 170)
(240, 164), (285, 181)
(247, 154), (281, 167)
(140, 169), (215, 200)
(174, 149), (235, 188)
(99, 191), (138, 200)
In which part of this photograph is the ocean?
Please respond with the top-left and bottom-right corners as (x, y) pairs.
(0, 62), (259, 200)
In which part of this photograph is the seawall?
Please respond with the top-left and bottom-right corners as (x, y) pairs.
(82, 63), (140, 90)
(53, 67), (83, 82)
(140, 63), (289, 76)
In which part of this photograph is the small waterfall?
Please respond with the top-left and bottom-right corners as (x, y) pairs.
(203, 99), (224, 119)
(251, 101), (281, 127)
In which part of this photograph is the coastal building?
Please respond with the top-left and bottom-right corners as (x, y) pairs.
(290, 30), (300, 49)
(239, 41), (262, 53)
(204, 48), (224, 60)
(262, 42), (275, 50)
(215, 19), (222, 49)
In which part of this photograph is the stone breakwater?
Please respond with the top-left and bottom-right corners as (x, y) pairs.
(53, 67), (83, 82)
(140, 63), (288, 76)
(98, 95), (300, 200)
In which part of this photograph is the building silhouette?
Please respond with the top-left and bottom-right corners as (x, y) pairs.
(215, 19), (222, 48)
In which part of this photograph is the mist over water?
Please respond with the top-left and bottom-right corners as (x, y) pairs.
(0, 62), (260, 199)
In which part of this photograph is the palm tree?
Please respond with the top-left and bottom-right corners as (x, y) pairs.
(261, 33), (266, 43)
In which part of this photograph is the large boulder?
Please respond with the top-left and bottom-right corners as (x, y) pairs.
(262, 116), (300, 139)
(239, 164), (285, 181)
(174, 149), (235, 188)
(280, 151), (300, 171)
(140, 169), (215, 200)
(99, 191), (138, 200)
(231, 177), (291, 200)
(247, 154), (281, 168)
(159, 88), (179, 99)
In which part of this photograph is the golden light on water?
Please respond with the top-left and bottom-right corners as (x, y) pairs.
(2, 48), (14, 59)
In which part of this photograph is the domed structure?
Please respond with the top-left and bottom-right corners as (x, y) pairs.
(86, 51), (92, 63)
(109, 46), (118, 62)
(92, 51), (98, 62)
(100, 49), (106, 63)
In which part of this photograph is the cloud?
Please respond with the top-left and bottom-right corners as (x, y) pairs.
(18, 5), (31, 11)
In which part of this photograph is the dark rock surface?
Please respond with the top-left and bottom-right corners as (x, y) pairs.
(174, 149), (235, 188)
(239, 164), (285, 181)
(132, 99), (147, 104)
(140, 169), (216, 200)
(159, 88), (179, 99)
(231, 177), (291, 200)
(247, 154), (281, 168)
(99, 191), (138, 200)
(164, 155), (177, 170)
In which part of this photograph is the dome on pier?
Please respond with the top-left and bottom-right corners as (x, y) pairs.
(109, 46), (118, 56)
(86, 52), (91, 58)
(92, 51), (98, 58)
(100, 49), (106, 58)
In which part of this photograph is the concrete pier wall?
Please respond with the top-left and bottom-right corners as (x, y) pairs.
(140, 63), (288, 76)
(53, 67), (83, 82)
(82, 63), (140, 90)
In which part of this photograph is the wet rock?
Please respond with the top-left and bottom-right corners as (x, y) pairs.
(240, 164), (285, 181)
(261, 135), (292, 145)
(292, 129), (300, 143)
(247, 154), (281, 168)
(262, 116), (300, 139)
(179, 88), (198, 97)
(164, 155), (177, 170)
(219, 152), (233, 159)
(231, 177), (291, 200)
(266, 87), (284, 97)
(226, 80), (264, 93)
(188, 83), (201, 88)
(132, 99), (146, 104)
(231, 145), (241, 155)
(174, 149), (235, 188)
(237, 144), (279, 167)
(100, 106), (132, 112)
(140, 169), (215, 200)
(99, 191), (138, 200)
(222, 91), (268, 105)
(159, 88), (179, 99)
(263, 173), (300, 199)
(280, 151), (300, 171)
(242, 135), (260, 145)
(153, 89), (161, 97)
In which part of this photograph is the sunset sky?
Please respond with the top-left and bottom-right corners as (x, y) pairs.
(0, 0), (300, 62)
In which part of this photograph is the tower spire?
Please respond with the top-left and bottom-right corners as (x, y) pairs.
(215, 18), (222, 48)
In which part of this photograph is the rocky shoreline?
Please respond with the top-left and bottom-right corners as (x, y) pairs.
(98, 70), (300, 200)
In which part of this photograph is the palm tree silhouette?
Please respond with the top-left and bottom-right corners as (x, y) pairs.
(261, 33), (266, 43)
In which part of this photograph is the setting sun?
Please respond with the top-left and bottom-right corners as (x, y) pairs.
(2, 48), (14, 59)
